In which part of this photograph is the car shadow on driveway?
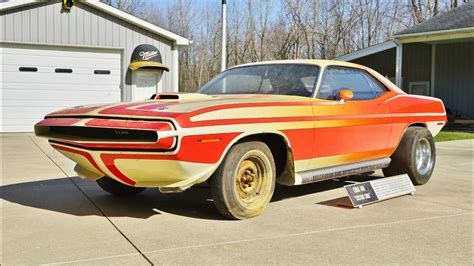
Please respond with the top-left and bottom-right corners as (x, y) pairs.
(0, 174), (383, 220)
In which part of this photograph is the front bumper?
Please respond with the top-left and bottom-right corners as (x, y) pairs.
(35, 117), (239, 191)
(52, 142), (217, 190)
(34, 117), (215, 190)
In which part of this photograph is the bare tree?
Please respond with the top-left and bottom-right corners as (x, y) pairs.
(101, 0), (466, 92)
(410, 0), (449, 23)
(100, 0), (145, 15)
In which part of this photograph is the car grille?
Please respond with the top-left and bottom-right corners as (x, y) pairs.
(35, 125), (158, 143)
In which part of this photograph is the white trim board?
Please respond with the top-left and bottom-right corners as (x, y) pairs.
(430, 44), (436, 97)
(394, 27), (474, 38)
(336, 41), (396, 62)
(0, 0), (42, 11)
(395, 41), (403, 88)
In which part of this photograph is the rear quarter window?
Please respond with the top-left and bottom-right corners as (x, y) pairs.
(317, 66), (387, 100)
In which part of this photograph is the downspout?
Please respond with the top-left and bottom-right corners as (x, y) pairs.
(220, 0), (227, 72)
(395, 39), (403, 89)
(171, 43), (179, 92)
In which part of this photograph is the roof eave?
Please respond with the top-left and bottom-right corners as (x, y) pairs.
(394, 27), (474, 38)
(0, 0), (191, 46)
(336, 41), (397, 62)
(83, 1), (190, 46)
(0, 0), (43, 12)
(394, 27), (474, 43)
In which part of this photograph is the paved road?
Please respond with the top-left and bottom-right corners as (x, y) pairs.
(1, 134), (472, 264)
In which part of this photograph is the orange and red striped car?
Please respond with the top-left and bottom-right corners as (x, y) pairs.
(35, 60), (446, 219)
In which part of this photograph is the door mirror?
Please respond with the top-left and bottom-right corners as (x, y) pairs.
(338, 89), (354, 101)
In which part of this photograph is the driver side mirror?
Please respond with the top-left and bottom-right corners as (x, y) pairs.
(338, 89), (354, 102)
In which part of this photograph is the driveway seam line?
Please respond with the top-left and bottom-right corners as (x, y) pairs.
(42, 252), (139, 265)
(30, 136), (154, 266)
(142, 212), (471, 254)
(436, 147), (473, 151)
(37, 212), (473, 265)
(414, 197), (472, 212)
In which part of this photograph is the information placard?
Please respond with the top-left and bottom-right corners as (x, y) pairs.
(345, 174), (415, 208)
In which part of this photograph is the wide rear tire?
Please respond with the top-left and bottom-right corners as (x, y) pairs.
(383, 127), (436, 185)
(211, 141), (276, 219)
(96, 176), (146, 196)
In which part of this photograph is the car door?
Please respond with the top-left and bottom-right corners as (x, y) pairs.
(308, 66), (393, 170)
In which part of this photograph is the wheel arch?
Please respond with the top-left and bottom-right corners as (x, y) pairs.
(383, 123), (436, 185)
(407, 122), (427, 128)
(209, 131), (295, 186)
(390, 122), (429, 158)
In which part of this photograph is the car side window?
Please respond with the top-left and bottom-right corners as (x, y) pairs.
(362, 71), (388, 97)
(301, 76), (317, 92)
(317, 67), (387, 100)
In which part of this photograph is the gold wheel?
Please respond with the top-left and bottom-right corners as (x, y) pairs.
(211, 141), (276, 219)
(234, 154), (269, 208)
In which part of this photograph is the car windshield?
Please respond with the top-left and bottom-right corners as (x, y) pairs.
(198, 64), (320, 97)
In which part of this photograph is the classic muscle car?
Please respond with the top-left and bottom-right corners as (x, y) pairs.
(35, 60), (447, 219)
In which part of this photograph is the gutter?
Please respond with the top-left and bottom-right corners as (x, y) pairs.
(394, 27), (474, 39)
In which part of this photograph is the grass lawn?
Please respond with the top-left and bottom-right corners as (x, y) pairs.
(434, 131), (474, 142)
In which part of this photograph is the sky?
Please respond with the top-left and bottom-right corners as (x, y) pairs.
(142, 0), (279, 11)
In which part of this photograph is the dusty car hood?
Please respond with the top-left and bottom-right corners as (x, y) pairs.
(46, 93), (312, 121)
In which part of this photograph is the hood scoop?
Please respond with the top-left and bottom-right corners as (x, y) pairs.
(152, 93), (214, 101)
(153, 94), (179, 100)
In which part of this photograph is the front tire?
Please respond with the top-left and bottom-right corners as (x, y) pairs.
(383, 127), (436, 185)
(96, 176), (146, 196)
(211, 141), (276, 219)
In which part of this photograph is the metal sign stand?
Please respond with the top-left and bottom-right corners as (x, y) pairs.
(345, 174), (416, 208)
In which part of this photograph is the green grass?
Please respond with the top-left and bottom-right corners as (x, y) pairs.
(434, 131), (474, 142)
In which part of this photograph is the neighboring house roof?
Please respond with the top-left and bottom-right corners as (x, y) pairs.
(336, 41), (396, 61)
(396, 2), (474, 36)
(338, 3), (474, 61)
(0, 0), (190, 46)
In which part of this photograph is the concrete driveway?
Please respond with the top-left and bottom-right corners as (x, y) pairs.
(1, 134), (472, 264)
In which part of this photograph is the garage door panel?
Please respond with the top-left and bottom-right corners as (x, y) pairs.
(3, 54), (121, 69)
(3, 107), (76, 119)
(4, 72), (121, 85)
(2, 82), (122, 92)
(1, 45), (122, 132)
(1, 64), (120, 74)
(4, 105), (115, 119)
(2, 119), (43, 132)
(2, 90), (120, 102)
(1, 99), (115, 108)
(3, 118), (41, 125)
(2, 47), (121, 59)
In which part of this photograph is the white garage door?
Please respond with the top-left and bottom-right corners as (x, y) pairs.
(1, 44), (121, 132)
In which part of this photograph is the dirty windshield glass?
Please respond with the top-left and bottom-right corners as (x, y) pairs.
(198, 64), (320, 97)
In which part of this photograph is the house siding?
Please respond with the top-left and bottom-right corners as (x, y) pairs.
(401, 43), (432, 92)
(351, 48), (396, 80)
(0, 0), (176, 100)
(435, 41), (474, 118)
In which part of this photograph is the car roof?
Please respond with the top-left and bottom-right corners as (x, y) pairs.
(226, 59), (406, 94)
(227, 59), (365, 70)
